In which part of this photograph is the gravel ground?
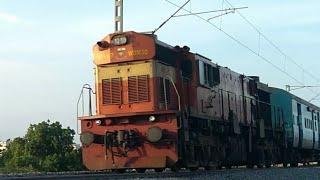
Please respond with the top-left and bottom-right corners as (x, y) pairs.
(1, 166), (319, 180)
(139, 167), (320, 180)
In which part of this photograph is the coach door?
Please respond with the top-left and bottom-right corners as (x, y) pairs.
(318, 112), (320, 149)
(297, 103), (303, 148)
(313, 111), (319, 150)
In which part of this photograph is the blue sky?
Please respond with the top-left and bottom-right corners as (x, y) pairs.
(0, 0), (320, 141)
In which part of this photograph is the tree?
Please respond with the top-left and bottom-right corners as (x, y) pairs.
(1, 120), (83, 172)
(0, 144), (3, 167)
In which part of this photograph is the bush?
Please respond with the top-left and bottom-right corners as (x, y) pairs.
(1, 120), (83, 173)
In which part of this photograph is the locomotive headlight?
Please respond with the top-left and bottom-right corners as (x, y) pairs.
(146, 126), (162, 143)
(95, 120), (102, 126)
(80, 132), (94, 146)
(149, 116), (156, 122)
(111, 35), (128, 46)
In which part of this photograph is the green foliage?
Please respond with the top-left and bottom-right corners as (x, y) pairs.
(0, 121), (83, 173)
(0, 151), (3, 168)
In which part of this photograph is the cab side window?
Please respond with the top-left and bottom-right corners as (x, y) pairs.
(199, 60), (220, 87)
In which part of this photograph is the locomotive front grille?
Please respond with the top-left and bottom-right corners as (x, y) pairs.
(102, 75), (150, 105)
(102, 78), (122, 105)
(99, 61), (153, 107)
(128, 75), (150, 103)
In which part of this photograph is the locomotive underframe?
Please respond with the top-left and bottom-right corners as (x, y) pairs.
(176, 115), (320, 169)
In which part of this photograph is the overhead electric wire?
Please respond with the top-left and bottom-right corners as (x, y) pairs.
(223, 0), (320, 99)
(224, 0), (320, 102)
(153, 0), (190, 34)
(173, 7), (247, 18)
(164, 0), (305, 86)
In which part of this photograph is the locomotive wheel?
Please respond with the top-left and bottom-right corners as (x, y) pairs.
(136, 168), (146, 173)
(283, 163), (288, 168)
(189, 166), (199, 171)
(265, 163), (271, 168)
(113, 169), (126, 173)
(171, 165), (180, 172)
(154, 168), (165, 172)
(291, 162), (298, 167)
(257, 164), (264, 169)
(246, 164), (254, 169)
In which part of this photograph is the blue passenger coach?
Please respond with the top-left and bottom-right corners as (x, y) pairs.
(270, 88), (320, 162)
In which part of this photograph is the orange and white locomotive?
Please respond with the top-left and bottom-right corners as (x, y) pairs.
(78, 30), (320, 172)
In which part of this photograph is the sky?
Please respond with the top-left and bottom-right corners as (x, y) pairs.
(0, 0), (320, 141)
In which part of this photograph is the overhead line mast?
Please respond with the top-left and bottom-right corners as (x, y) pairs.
(115, 0), (123, 32)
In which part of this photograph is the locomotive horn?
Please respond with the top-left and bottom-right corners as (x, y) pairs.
(97, 41), (109, 48)
(182, 46), (190, 52)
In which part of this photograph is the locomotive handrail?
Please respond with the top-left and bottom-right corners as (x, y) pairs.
(165, 76), (182, 129)
(163, 78), (168, 110)
(76, 84), (96, 135)
(165, 76), (181, 112)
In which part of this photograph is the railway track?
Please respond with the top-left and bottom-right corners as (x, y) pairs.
(1, 165), (320, 180)
(1, 170), (209, 180)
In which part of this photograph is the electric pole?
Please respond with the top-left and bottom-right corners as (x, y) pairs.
(115, 0), (123, 32)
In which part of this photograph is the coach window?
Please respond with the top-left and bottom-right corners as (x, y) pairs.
(310, 119), (311, 129)
(292, 115), (295, 125)
(304, 118), (306, 128)
(308, 119), (311, 129)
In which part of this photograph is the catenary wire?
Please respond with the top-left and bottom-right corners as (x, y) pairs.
(223, 0), (320, 83)
(163, 0), (319, 98)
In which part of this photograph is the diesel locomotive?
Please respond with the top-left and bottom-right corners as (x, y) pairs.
(78, 31), (320, 172)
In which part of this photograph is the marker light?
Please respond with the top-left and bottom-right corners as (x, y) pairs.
(149, 116), (156, 122)
(111, 35), (128, 46)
